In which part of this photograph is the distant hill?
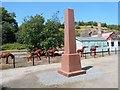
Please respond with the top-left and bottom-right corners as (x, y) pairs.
(60, 21), (119, 36)
(75, 26), (118, 37)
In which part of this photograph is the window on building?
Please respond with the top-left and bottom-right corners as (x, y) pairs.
(103, 42), (107, 47)
(118, 42), (120, 46)
(111, 42), (114, 46)
(97, 42), (101, 47)
(107, 42), (109, 46)
(83, 42), (89, 48)
(90, 42), (95, 48)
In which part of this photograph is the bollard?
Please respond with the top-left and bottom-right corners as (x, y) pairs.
(48, 55), (50, 64)
(108, 48), (110, 55)
(102, 49), (104, 57)
(32, 55), (34, 66)
(13, 57), (15, 68)
(115, 48), (117, 54)
(85, 50), (87, 59)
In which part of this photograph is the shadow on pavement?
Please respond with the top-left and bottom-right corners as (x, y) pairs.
(82, 66), (93, 71)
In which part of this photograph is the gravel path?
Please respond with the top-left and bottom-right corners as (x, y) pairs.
(0, 53), (118, 88)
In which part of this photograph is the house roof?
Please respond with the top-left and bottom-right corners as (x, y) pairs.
(76, 37), (107, 41)
(92, 32), (113, 39)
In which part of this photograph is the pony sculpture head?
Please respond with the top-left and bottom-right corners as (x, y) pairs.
(95, 46), (98, 48)
(83, 46), (87, 48)
(53, 49), (59, 52)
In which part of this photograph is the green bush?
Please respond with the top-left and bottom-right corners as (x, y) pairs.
(1, 43), (26, 50)
(91, 26), (93, 28)
(75, 26), (81, 29)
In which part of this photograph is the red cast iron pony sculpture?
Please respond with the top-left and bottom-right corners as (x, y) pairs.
(0, 53), (15, 64)
(77, 46), (86, 57)
(28, 49), (42, 61)
(46, 49), (59, 58)
(90, 46), (98, 56)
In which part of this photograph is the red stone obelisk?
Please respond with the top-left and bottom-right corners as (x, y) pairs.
(58, 9), (86, 77)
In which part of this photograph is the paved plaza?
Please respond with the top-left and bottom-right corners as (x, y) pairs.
(0, 52), (118, 88)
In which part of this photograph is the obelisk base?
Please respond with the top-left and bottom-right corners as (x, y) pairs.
(58, 69), (86, 77)
(58, 53), (86, 77)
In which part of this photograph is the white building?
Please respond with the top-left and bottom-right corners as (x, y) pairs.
(92, 32), (120, 51)
(107, 40), (120, 51)
(76, 37), (108, 53)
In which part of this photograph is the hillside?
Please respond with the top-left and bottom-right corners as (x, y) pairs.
(75, 26), (118, 37)
(59, 25), (118, 37)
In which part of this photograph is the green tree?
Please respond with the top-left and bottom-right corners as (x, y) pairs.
(86, 21), (94, 26)
(0, 7), (18, 44)
(60, 23), (64, 29)
(2, 22), (16, 44)
(16, 13), (63, 52)
(93, 22), (97, 26)
(101, 23), (107, 27)
(78, 21), (84, 26)
(16, 15), (45, 51)
(40, 11), (63, 51)
(75, 21), (78, 26)
(43, 19), (63, 51)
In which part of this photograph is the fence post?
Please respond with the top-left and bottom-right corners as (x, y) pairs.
(115, 48), (117, 54)
(48, 55), (50, 64)
(108, 48), (110, 55)
(13, 57), (15, 68)
(102, 49), (104, 57)
(32, 55), (34, 66)
(85, 50), (87, 59)
(81, 52), (82, 57)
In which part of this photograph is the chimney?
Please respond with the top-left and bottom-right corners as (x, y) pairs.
(97, 22), (102, 37)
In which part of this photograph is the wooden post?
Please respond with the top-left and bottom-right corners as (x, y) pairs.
(32, 55), (34, 66)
